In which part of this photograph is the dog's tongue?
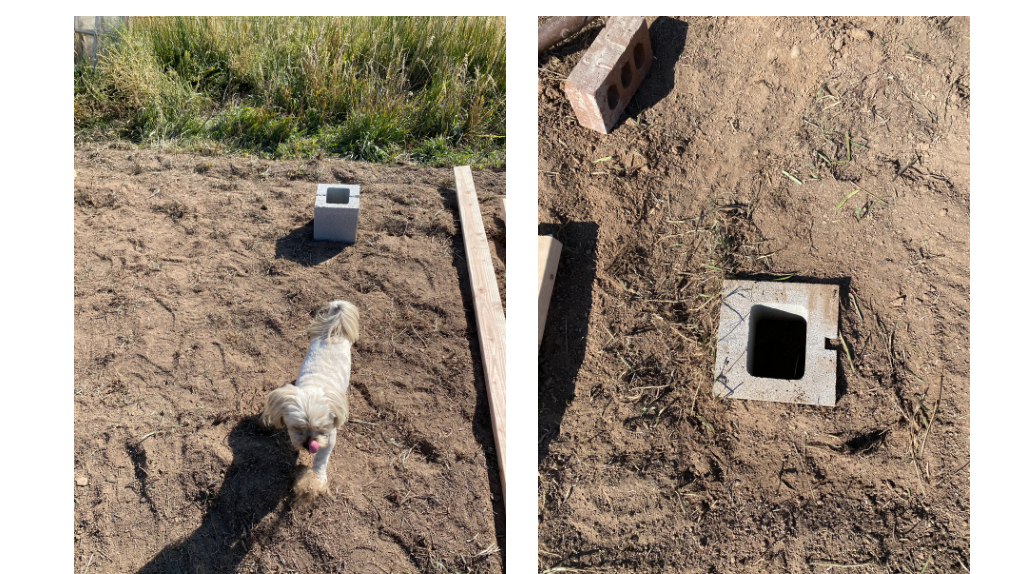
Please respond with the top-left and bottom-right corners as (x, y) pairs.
(308, 440), (319, 454)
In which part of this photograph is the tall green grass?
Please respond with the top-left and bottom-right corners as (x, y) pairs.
(74, 16), (506, 167)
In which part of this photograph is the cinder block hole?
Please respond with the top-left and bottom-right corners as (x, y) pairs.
(748, 305), (807, 380)
(326, 187), (351, 204)
(606, 84), (620, 110)
(621, 60), (634, 89)
(633, 42), (647, 69)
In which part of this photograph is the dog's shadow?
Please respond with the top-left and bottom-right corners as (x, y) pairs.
(135, 416), (298, 574)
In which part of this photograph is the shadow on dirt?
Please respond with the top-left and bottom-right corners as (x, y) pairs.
(538, 222), (598, 466)
(274, 220), (351, 266)
(135, 416), (297, 574)
(627, 17), (688, 120)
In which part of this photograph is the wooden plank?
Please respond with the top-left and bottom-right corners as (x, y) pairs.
(453, 166), (507, 499)
(538, 235), (563, 350)
(498, 197), (506, 223)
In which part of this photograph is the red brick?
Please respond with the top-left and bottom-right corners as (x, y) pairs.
(564, 17), (653, 134)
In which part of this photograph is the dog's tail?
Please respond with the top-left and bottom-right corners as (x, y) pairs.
(307, 300), (359, 344)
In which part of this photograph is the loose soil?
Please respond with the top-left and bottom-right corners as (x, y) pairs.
(538, 16), (969, 573)
(74, 147), (506, 573)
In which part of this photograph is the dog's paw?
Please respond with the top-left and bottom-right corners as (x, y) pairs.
(291, 466), (328, 508)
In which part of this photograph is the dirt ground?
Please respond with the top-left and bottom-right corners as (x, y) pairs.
(538, 16), (969, 573)
(73, 147), (506, 573)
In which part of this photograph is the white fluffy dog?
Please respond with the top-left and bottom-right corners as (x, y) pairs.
(262, 300), (359, 497)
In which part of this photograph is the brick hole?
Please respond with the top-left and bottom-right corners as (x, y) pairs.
(606, 84), (620, 110)
(747, 305), (807, 380)
(620, 60), (634, 90)
(633, 42), (647, 69)
(326, 187), (351, 204)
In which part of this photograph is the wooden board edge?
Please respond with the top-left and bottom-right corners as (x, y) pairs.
(453, 165), (507, 500)
(538, 235), (563, 351)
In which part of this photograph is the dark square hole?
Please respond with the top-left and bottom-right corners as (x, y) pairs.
(326, 187), (350, 204)
(747, 305), (806, 380)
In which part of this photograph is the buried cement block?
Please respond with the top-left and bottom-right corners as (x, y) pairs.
(565, 16), (653, 134)
(314, 184), (360, 243)
(713, 280), (840, 406)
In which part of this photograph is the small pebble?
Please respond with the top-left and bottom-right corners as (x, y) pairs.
(790, 45), (801, 58)
(76, 476), (89, 487)
(833, 36), (844, 51)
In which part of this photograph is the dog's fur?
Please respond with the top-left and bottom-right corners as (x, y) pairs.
(262, 300), (359, 496)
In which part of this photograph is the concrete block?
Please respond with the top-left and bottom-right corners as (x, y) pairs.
(565, 16), (653, 134)
(313, 184), (360, 243)
(713, 280), (840, 406)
